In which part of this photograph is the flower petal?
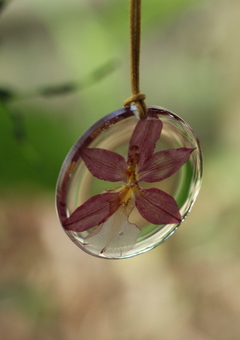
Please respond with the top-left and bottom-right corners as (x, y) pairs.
(135, 188), (181, 225)
(138, 148), (195, 182)
(63, 192), (121, 232)
(80, 147), (127, 182)
(84, 200), (140, 257)
(128, 115), (162, 168)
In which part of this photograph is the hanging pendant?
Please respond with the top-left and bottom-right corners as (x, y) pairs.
(56, 105), (203, 259)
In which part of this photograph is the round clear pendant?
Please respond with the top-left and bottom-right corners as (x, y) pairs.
(56, 106), (203, 259)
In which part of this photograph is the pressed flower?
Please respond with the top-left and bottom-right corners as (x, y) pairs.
(63, 113), (195, 256)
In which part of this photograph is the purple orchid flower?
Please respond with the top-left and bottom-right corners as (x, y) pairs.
(63, 113), (194, 255)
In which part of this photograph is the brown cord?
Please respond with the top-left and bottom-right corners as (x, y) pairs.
(124, 0), (147, 119)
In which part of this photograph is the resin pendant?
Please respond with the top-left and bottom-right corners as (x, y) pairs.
(56, 106), (203, 259)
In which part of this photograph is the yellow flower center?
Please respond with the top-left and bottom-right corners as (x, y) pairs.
(109, 153), (140, 207)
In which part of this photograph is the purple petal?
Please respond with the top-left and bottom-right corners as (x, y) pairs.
(138, 148), (195, 182)
(63, 192), (121, 232)
(80, 148), (127, 182)
(128, 116), (162, 168)
(135, 188), (181, 225)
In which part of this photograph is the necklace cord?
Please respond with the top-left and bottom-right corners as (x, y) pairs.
(124, 0), (147, 119)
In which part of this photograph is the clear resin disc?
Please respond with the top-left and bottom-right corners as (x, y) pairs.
(56, 105), (203, 259)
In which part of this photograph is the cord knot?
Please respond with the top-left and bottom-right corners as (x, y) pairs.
(124, 93), (147, 119)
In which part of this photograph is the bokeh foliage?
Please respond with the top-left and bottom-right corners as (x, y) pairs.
(0, 0), (204, 191)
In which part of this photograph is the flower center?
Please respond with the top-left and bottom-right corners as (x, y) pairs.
(126, 165), (138, 186)
(126, 146), (139, 186)
(109, 147), (141, 207)
(118, 185), (134, 206)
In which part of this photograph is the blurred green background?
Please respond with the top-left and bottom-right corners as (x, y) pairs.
(1, 0), (240, 339)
